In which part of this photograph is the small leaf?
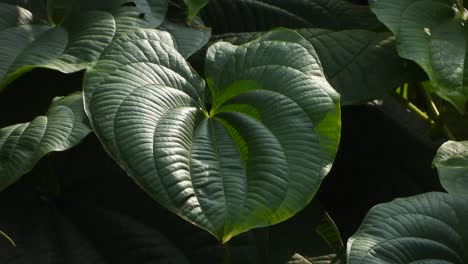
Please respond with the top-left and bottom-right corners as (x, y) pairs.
(433, 140), (468, 199)
(84, 28), (340, 243)
(347, 192), (468, 263)
(370, 0), (468, 112)
(184, 0), (209, 22)
(0, 92), (91, 191)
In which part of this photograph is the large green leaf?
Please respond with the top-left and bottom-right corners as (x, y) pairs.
(0, 92), (91, 192)
(370, 0), (468, 112)
(200, 0), (381, 34)
(212, 29), (423, 105)
(83, 28), (340, 243)
(347, 192), (468, 263)
(0, 1), (168, 91)
(433, 140), (468, 199)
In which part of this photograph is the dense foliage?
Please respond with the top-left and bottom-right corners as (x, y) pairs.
(0, 0), (467, 263)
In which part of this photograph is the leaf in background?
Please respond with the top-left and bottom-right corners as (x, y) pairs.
(433, 140), (468, 199)
(68, 0), (168, 31)
(0, 92), (91, 192)
(347, 192), (468, 263)
(200, 0), (381, 34)
(84, 28), (340, 243)
(370, 0), (468, 112)
(0, 152), (343, 263)
(184, 0), (209, 22)
(212, 29), (424, 105)
(0, 1), (168, 91)
(161, 16), (211, 58)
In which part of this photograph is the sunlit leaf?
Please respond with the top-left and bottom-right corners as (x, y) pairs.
(84, 28), (340, 243)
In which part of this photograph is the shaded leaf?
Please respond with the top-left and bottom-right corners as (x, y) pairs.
(200, 0), (381, 34)
(0, 92), (91, 192)
(161, 16), (211, 58)
(83, 28), (340, 242)
(347, 192), (468, 263)
(370, 0), (468, 112)
(212, 29), (424, 105)
(433, 140), (468, 199)
(315, 212), (344, 254)
(0, 133), (342, 263)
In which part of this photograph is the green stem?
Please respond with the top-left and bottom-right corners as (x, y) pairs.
(391, 91), (434, 125)
(0, 229), (16, 247)
(222, 244), (231, 264)
(417, 83), (458, 140)
(418, 83), (439, 119)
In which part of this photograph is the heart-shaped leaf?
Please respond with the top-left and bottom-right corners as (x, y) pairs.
(211, 29), (424, 105)
(370, 0), (468, 112)
(347, 192), (468, 263)
(0, 92), (91, 192)
(83, 28), (340, 243)
(433, 140), (468, 199)
(0, 1), (168, 91)
(200, 0), (381, 34)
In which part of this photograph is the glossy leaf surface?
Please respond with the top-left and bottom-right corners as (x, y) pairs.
(83, 28), (340, 242)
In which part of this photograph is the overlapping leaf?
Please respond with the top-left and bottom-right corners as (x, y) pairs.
(212, 29), (423, 105)
(161, 17), (211, 58)
(200, 0), (381, 34)
(0, 1), (168, 91)
(433, 140), (468, 199)
(83, 28), (340, 243)
(347, 192), (468, 263)
(370, 0), (468, 112)
(0, 92), (91, 192)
